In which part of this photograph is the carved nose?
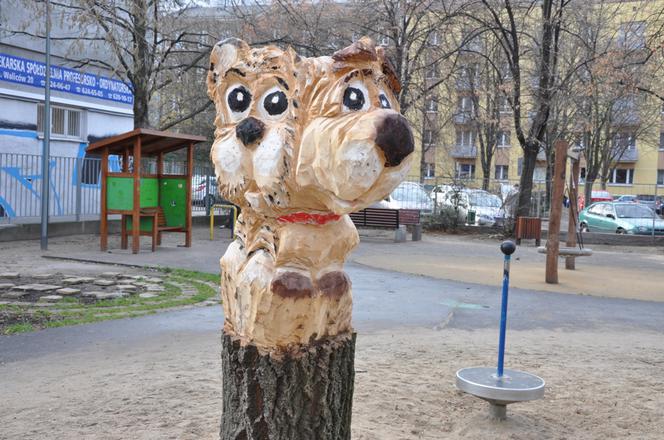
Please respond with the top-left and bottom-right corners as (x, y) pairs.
(236, 117), (265, 147)
(374, 113), (414, 167)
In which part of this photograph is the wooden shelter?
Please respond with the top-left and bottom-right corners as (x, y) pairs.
(87, 128), (206, 254)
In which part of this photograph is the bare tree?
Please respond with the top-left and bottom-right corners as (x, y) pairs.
(6, 0), (212, 128)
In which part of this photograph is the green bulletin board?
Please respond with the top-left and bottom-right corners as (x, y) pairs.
(106, 176), (159, 210)
(159, 177), (187, 227)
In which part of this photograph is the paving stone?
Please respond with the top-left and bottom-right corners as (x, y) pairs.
(56, 287), (80, 295)
(138, 293), (158, 299)
(130, 275), (146, 280)
(62, 277), (95, 285)
(132, 281), (148, 287)
(145, 277), (163, 284)
(33, 273), (55, 280)
(145, 285), (165, 292)
(81, 291), (104, 298)
(100, 272), (121, 278)
(1, 291), (29, 299)
(0, 272), (20, 279)
(118, 279), (136, 285)
(0, 283), (15, 290)
(12, 284), (61, 292)
(116, 284), (137, 292)
(94, 291), (129, 300)
(93, 279), (115, 287)
(39, 295), (63, 303)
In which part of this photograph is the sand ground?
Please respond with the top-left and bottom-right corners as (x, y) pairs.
(2, 326), (663, 440)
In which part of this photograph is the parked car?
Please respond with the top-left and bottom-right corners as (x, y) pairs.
(615, 195), (637, 203)
(191, 175), (220, 206)
(579, 202), (664, 235)
(439, 189), (505, 226)
(578, 190), (612, 210)
(382, 182), (434, 213)
(614, 194), (663, 215)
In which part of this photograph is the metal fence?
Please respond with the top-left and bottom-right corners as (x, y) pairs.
(2, 153), (661, 224)
(0, 153), (222, 225)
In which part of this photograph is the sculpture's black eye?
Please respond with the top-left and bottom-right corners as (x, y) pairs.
(263, 90), (288, 116)
(227, 86), (251, 113)
(343, 87), (365, 111)
(379, 94), (391, 109)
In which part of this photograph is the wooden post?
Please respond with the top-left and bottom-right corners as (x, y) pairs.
(122, 148), (129, 172)
(100, 147), (109, 251)
(185, 143), (193, 247)
(546, 140), (567, 284)
(566, 159), (580, 270)
(132, 135), (141, 254)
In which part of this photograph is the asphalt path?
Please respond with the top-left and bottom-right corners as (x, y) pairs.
(3, 262), (664, 364)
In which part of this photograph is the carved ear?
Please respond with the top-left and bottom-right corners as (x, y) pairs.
(376, 46), (401, 94)
(207, 38), (250, 101)
(332, 36), (377, 63)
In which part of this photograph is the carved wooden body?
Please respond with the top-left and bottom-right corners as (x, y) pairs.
(208, 37), (414, 353)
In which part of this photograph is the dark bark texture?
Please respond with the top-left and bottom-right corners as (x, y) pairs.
(220, 331), (356, 440)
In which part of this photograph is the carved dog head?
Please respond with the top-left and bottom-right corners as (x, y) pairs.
(207, 38), (300, 212)
(207, 37), (414, 216)
(293, 37), (415, 214)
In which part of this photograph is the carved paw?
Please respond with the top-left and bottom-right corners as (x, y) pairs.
(271, 271), (314, 299)
(316, 271), (350, 299)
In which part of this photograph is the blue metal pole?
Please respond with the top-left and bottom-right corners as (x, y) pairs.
(497, 240), (516, 377)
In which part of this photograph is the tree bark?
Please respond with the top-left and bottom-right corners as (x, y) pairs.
(517, 145), (539, 217)
(220, 331), (356, 440)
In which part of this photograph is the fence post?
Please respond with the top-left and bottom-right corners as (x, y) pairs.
(75, 156), (83, 222)
(205, 167), (211, 216)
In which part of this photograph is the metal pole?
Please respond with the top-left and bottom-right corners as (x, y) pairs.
(75, 157), (82, 222)
(40, 0), (51, 250)
(653, 184), (658, 242)
(496, 241), (515, 378)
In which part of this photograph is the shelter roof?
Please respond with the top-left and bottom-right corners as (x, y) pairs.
(86, 128), (206, 156)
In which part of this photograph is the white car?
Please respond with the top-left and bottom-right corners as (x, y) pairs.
(440, 189), (505, 226)
(370, 182), (434, 213)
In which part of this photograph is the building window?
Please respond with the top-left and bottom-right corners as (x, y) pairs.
(495, 165), (509, 181)
(517, 157), (523, 176)
(612, 131), (636, 150)
(457, 96), (474, 114)
(38, 104), (82, 138)
(423, 129), (434, 144)
(428, 31), (440, 46)
(659, 132), (664, 151)
(426, 62), (438, 79)
(658, 169), (664, 186)
(456, 163), (475, 180)
(424, 163), (435, 178)
(81, 155), (101, 185)
(609, 168), (634, 185)
(534, 166), (547, 182)
(457, 64), (480, 90)
(455, 129), (474, 147)
(619, 21), (646, 50)
(497, 130), (510, 147)
(378, 34), (390, 47)
(426, 96), (438, 113)
(499, 95), (511, 113)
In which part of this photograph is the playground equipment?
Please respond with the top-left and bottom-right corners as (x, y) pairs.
(456, 240), (545, 420)
(88, 128), (206, 253)
(209, 203), (237, 240)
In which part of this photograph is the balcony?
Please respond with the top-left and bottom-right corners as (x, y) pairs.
(450, 145), (477, 159)
(614, 147), (639, 162)
(453, 112), (473, 125)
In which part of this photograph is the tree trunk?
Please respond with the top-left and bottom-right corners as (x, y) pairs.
(517, 145), (539, 217)
(220, 331), (356, 440)
(584, 179), (595, 208)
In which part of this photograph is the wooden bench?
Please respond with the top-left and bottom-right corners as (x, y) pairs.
(121, 206), (183, 252)
(349, 208), (421, 242)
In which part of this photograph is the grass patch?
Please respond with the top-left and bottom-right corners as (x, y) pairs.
(1, 270), (219, 335)
(4, 322), (34, 334)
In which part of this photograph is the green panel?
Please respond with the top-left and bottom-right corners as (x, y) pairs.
(140, 178), (159, 208)
(106, 176), (134, 210)
(125, 215), (154, 233)
(106, 176), (159, 210)
(159, 177), (187, 227)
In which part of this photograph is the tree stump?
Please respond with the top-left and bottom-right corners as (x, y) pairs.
(220, 332), (356, 440)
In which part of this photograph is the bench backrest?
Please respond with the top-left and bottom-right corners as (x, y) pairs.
(141, 206), (167, 227)
(349, 208), (421, 229)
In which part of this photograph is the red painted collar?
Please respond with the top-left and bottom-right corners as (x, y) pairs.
(277, 212), (341, 225)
